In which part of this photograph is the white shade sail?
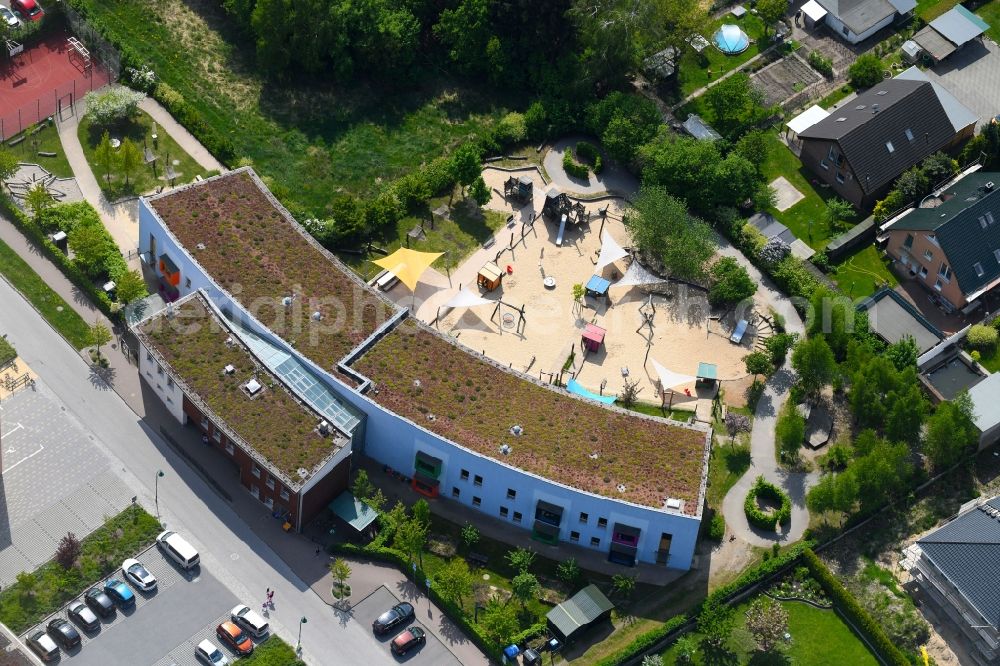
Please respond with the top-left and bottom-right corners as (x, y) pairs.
(651, 359), (697, 389)
(613, 261), (666, 288)
(443, 287), (494, 309)
(596, 230), (629, 270)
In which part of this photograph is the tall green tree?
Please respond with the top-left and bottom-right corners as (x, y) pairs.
(434, 558), (474, 609)
(25, 183), (53, 218)
(68, 222), (113, 279)
(708, 257), (757, 306)
(412, 498), (431, 528)
(479, 598), (519, 645)
(90, 320), (112, 362)
(924, 391), (978, 469)
(451, 142), (482, 197)
(115, 269), (148, 304)
(775, 402), (805, 462)
(791, 336), (836, 398)
(698, 600), (736, 648)
(0, 148), (18, 186)
(510, 571), (541, 609)
(756, 0), (789, 34)
(744, 351), (773, 379)
(94, 131), (119, 185)
(745, 597), (788, 652)
(852, 437), (912, 511)
(569, 0), (662, 83)
(885, 335), (919, 371)
(624, 185), (716, 282)
(433, 0), (493, 75)
(330, 558), (352, 596)
(118, 138), (142, 187)
(393, 517), (427, 566)
(884, 381), (927, 445)
(703, 73), (767, 136)
(848, 53), (884, 89)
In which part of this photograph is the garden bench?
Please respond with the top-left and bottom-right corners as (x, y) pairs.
(38, 151), (57, 157)
(466, 551), (489, 568)
(7, 136), (24, 147)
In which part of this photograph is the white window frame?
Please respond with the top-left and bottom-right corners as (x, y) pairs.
(252, 463), (261, 478)
(836, 172), (845, 184)
(886, 141), (895, 153)
(975, 262), (985, 277)
(981, 216), (989, 229)
(934, 279), (943, 292)
(924, 249), (933, 261)
(919, 266), (929, 278)
(819, 159), (829, 170)
(225, 441), (235, 455)
(264, 497), (274, 510)
(212, 430), (222, 443)
(266, 476), (275, 490)
(280, 487), (289, 501)
(250, 485), (259, 499)
(905, 129), (914, 142)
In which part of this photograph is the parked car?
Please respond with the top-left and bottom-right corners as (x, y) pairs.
(85, 587), (116, 618)
(11, 0), (41, 20)
(26, 630), (58, 662)
(47, 618), (81, 650)
(122, 558), (157, 591)
(68, 600), (101, 632)
(157, 530), (200, 569)
(230, 604), (269, 638)
(195, 639), (231, 666)
(216, 621), (253, 656)
(103, 578), (135, 608)
(0, 4), (21, 28)
(372, 602), (414, 635)
(390, 626), (426, 655)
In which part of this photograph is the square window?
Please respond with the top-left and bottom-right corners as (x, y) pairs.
(570, 531), (580, 543)
(905, 128), (914, 142)
(146, 351), (153, 362)
(252, 464), (261, 478)
(250, 485), (259, 499)
(975, 262), (985, 277)
(500, 506), (509, 518)
(904, 234), (914, 249)
(506, 488), (516, 500)
(472, 496), (482, 507)
(590, 537), (601, 547)
(819, 159), (829, 170)
(167, 376), (174, 389)
(280, 487), (289, 501)
(597, 517), (608, 529)
(836, 172), (845, 184)
(828, 146), (837, 161)
(988, 212), (996, 225)
(157, 364), (164, 375)
(264, 497), (273, 509)
(886, 141), (895, 153)
(934, 279), (943, 292)
(513, 511), (522, 523)
(266, 476), (275, 490)
(919, 266), (928, 278)
(212, 430), (221, 443)
(460, 469), (469, 481)
(452, 487), (460, 499)
(225, 441), (234, 455)
(579, 512), (589, 524)
(473, 474), (483, 487)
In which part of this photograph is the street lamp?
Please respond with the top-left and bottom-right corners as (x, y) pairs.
(297, 616), (308, 651)
(154, 470), (164, 519)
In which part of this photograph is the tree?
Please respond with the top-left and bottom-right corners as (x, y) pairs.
(433, 0), (492, 75)
(479, 598), (519, 645)
(15, 571), (38, 599)
(393, 517), (428, 565)
(807, 472), (857, 519)
(724, 412), (751, 444)
(624, 185), (716, 282)
(330, 557), (351, 596)
(848, 53), (885, 90)
(25, 183), (53, 218)
(569, 0), (661, 83)
(824, 197), (855, 232)
(556, 557), (581, 586)
(461, 523), (480, 550)
(734, 130), (770, 172)
(470, 176), (491, 206)
(451, 142), (482, 197)
(412, 498), (431, 527)
(119, 138), (142, 187)
(435, 558), (474, 608)
(511, 571), (541, 609)
(698, 599), (736, 648)
(708, 257), (757, 306)
(791, 336), (836, 398)
(744, 596), (788, 652)
(505, 547), (536, 573)
(703, 73), (767, 136)
(885, 335), (918, 370)
(744, 351), (773, 380)
(764, 332), (798, 367)
(884, 382), (927, 445)
(642, 655), (664, 666)
(617, 378), (642, 409)
(924, 391), (978, 469)
(968, 324), (999, 350)
(68, 222), (113, 279)
(852, 436), (912, 511)
(90, 320), (112, 362)
(351, 469), (375, 501)
(83, 87), (146, 127)
(895, 166), (931, 203)
(921, 151), (958, 184)
(757, 0), (789, 34)
(94, 131), (119, 185)
(611, 573), (636, 598)
(638, 134), (722, 210)
(55, 532), (82, 569)
(775, 402), (805, 462)
(114, 269), (148, 304)
(0, 148), (18, 186)
(674, 635), (698, 663)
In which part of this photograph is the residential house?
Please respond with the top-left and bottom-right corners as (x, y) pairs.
(810, 0), (916, 44)
(798, 73), (976, 210)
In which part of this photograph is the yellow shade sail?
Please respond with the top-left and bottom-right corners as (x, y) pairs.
(371, 248), (443, 291)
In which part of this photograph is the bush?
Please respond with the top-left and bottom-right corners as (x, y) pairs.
(83, 87), (146, 127)
(744, 476), (792, 531)
(807, 50), (833, 77)
(562, 151), (590, 179)
(496, 112), (527, 144)
(152, 81), (235, 163)
(758, 237), (790, 267)
(0, 336), (15, 366)
(575, 141), (603, 174)
(771, 256), (819, 299)
(967, 323), (998, 350)
(239, 636), (305, 665)
(708, 513), (726, 541)
(764, 332), (798, 367)
(708, 256), (757, 306)
(802, 549), (910, 666)
(848, 54), (885, 89)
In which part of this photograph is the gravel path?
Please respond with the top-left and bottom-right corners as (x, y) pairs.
(541, 136), (638, 196)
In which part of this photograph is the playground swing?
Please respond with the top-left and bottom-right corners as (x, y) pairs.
(490, 300), (526, 336)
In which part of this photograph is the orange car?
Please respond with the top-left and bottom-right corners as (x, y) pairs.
(216, 621), (253, 656)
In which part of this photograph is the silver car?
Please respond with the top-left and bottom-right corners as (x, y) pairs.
(0, 5), (21, 27)
(196, 639), (230, 666)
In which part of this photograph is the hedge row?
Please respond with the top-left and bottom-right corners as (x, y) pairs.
(562, 151), (590, 179)
(0, 196), (116, 319)
(594, 541), (815, 666)
(575, 141), (603, 174)
(801, 549), (910, 666)
(744, 476), (792, 531)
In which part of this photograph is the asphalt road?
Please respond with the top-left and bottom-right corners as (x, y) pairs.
(0, 278), (399, 665)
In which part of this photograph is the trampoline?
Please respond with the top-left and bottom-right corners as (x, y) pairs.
(713, 24), (750, 54)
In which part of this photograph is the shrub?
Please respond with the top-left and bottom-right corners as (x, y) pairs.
(55, 533), (82, 570)
(758, 237), (790, 267)
(848, 54), (884, 89)
(84, 87), (146, 127)
(708, 256), (757, 306)
(496, 112), (527, 144)
(239, 636), (305, 665)
(152, 81), (235, 163)
(802, 549), (910, 666)
(708, 513), (725, 540)
(744, 476), (792, 531)
(575, 141), (603, 173)
(807, 50), (833, 77)
(967, 323), (998, 350)
(764, 332), (798, 366)
(562, 151), (590, 179)
(771, 257), (819, 299)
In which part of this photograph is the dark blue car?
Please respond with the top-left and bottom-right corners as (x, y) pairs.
(103, 579), (135, 608)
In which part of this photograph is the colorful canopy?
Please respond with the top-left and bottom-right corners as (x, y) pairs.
(651, 359), (697, 389)
(444, 287), (494, 309)
(371, 248), (443, 291)
(596, 230), (629, 270)
(586, 274), (612, 295)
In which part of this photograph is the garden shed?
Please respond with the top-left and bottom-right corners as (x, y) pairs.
(546, 584), (614, 642)
(477, 261), (503, 291)
(581, 323), (607, 353)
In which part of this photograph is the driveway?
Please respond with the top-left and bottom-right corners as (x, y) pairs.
(923, 38), (1000, 130)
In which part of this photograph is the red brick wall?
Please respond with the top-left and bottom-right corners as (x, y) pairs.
(300, 456), (352, 528)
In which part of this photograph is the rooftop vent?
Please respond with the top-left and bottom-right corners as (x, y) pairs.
(223, 364), (236, 375)
(318, 420), (330, 435)
(872, 103), (880, 114)
(855, 104), (866, 110)
(876, 90), (888, 95)
(311, 311), (322, 321)
(427, 413), (437, 422)
(617, 484), (627, 493)
(297, 468), (308, 479)
(665, 498), (682, 510)
(499, 444), (511, 456)
(244, 378), (263, 396)
(510, 425), (523, 436)
(196, 242), (206, 250)
(282, 296), (293, 308)
(987, 181), (996, 191)
(224, 336), (234, 346)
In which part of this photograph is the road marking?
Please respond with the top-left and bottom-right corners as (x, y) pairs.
(3, 444), (44, 473)
(1, 422), (23, 439)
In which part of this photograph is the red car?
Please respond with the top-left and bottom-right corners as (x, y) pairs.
(216, 621), (253, 656)
(12, 0), (42, 21)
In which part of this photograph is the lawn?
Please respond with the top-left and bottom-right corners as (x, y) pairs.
(0, 505), (161, 633)
(829, 245), (898, 298)
(5, 121), (73, 179)
(0, 236), (91, 348)
(627, 400), (698, 423)
(676, 15), (769, 99)
(972, 343), (1000, 372)
(707, 442), (751, 509)
(239, 636), (304, 665)
(977, 0), (1000, 43)
(816, 84), (855, 111)
(67, 0), (511, 209)
(917, 0), (958, 20)
(658, 598), (879, 665)
(78, 110), (210, 200)
(761, 133), (857, 251)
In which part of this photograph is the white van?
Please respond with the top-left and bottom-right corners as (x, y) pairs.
(156, 530), (200, 569)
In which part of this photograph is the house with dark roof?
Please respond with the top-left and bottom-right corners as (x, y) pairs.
(798, 75), (976, 210)
(881, 168), (1000, 312)
(903, 496), (1000, 664)
(812, 0), (916, 43)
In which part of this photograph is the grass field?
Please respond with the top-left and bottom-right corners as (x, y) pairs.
(70, 0), (511, 211)
(830, 245), (898, 298)
(973, 343), (1000, 372)
(0, 237), (90, 348)
(676, 15), (769, 99)
(917, 0), (959, 20)
(78, 110), (209, 199)
(5, 122), (73, 178)
(707, 442), (751, 509)
(658, 598), (879, 665)
(977, 0), (1000, 42)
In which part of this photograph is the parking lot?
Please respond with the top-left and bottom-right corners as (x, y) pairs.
(352, 587), (462, 665)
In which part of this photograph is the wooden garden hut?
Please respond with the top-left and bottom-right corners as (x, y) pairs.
(477, 261), (503, 291)
(581, 323), (606, 353)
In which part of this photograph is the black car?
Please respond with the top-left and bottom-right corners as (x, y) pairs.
(68, 600), (101, 632)
(372, 602), (414, 635)
(47, 618), (81, 650)
(85, 587), (116, 618)
(390, 626), (426, 655)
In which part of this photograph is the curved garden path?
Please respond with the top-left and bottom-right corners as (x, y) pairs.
(541, 136), (638, 196)
(715, 236), (821, 546)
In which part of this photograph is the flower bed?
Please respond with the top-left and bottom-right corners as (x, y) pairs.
(744, 476), (791, 531)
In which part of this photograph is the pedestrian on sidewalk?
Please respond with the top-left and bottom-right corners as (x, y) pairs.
(268, 589), (275, 607)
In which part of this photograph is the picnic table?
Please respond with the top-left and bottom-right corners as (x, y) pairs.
(467, 552), (489, 568)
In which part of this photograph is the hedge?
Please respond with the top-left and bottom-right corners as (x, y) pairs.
(575, 141), (603, 174)
(594, 541), (815, 666)
(562, 151), (590, 179)
(802, 549), (910, 666)
(744, 476), (792, 531)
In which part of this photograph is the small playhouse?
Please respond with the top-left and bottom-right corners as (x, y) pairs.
(581, 323), (607, 353)
(503, 175), (534, 204)
(477, 261), (504, 291)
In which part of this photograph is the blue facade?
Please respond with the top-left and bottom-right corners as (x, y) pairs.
(137, 172), (707, 570)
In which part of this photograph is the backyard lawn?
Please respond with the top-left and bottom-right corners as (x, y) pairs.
(830, 245), (898, 298)
(78, 110), (210, 200)
(658, 598), (879, 665)
(676, 14), (769, 99)
(972, 344), (1000, 373)
(917, 0), (958, 20)
(977, 0), (1000, 42)
(5, 122), (73, 179)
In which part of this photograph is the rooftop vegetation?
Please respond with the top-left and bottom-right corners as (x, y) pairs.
(138, 293), (347, 483)
(354, 320), (709, 511)
(149, 170), (393, 370)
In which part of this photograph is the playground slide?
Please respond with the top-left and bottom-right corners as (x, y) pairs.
(556, 213), (568, 246)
